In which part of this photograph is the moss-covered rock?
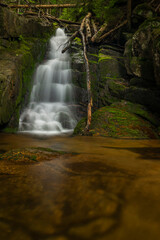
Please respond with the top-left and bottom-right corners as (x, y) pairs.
(0, 8), (54, 130)
(0, 6), (52, 39)
(74, 103), (159, 139)
(0, 37), (52, 130)
(124, 17), (160, 86)
(133, 3), (155, 20)
(111, 101), (160, 127)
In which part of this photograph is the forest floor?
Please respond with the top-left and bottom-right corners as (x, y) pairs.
(0, 133), (160, 240)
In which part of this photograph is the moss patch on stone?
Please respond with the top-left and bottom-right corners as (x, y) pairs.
(74, 104), (159, 139)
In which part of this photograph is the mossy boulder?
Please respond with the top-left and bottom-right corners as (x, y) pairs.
(0, 6), (52, 38)
(74, 102), (159, 139)
(111, 101), (160, 127)
(133, 3), (155, 19)
(124, 17), (160, 86)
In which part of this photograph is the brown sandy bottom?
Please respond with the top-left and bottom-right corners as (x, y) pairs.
(0, 133), (160, 240)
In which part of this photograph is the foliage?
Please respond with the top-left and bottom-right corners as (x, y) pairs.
(60, 0), (126, 24)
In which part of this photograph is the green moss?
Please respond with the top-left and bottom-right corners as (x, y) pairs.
(3, 127), (17, 133)
(73, 117), (86, 135)
(74, 37), (82, 46)
(98, 53), (112, 62)
(74, 105), (158, 139)
(89, 60), (98, 64)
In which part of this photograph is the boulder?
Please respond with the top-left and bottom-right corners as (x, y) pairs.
(74, 101), (159, 139)
(124, 17), (160, 86)
(0, 6), (52, 39)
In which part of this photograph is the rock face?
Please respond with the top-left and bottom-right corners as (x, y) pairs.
(0, 6), (51, 39)
(72, 5), (160, 138)
(71, 42), (127, 111)
(0, 7), (54, 130)
(124, 17), (160, 86)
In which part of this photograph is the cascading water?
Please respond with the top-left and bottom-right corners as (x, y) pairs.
(19, 28), (77, 135)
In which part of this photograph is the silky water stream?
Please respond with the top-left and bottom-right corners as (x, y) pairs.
(19, 28), (77, 135)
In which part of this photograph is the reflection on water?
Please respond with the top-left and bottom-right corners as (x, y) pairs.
(0, 133), (160, 240)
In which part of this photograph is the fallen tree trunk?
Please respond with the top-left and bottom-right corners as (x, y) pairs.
(85, 13), (92, 43)
(91, 23), (107, 43)
(98, 20), (128, 42)
(9, 4), (84, 8)
(91, 19), (98, 34)
(41, 14), (80, 25)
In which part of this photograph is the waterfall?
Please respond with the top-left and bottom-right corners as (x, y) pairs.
(19, 28), (77, 135)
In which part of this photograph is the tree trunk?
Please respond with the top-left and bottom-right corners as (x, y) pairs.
(85, 13), (92, 43)
(91, 19), (98, 34)
(91, 23), (107, 43)
(79, 13), (92, 130)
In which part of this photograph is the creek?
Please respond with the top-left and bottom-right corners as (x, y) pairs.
(0, 133), (160, 239)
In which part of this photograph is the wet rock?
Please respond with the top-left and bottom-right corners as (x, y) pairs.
(129, 77), (151, 88)
(124, 18), (160, 86)
(132, 3), (155, 28)
(0, 6), (52, 39)
(124, 87), (160, 114)
(74, 103), (159, 139)
(0, 7), (54, 130)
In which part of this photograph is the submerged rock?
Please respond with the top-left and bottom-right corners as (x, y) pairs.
(74, 101), (159, 139)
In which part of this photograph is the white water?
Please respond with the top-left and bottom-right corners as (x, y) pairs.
(19, 28), (77, 135)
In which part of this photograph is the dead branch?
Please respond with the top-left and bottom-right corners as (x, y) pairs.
(44, 14), (80, 25)
(62, 31), (79, 53)
(156, 4), (160, 12)
(9, 3), (84, 9)
(85, 13), (92, 43)
(91, 23), (107, 43)
(98, 20), (128, 42)
(91, 19), (98, 34)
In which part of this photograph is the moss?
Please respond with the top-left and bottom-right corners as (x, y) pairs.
(1, 34), (51, 131)
(98, 53), (112, 62)
(73, 117), (86, 135)
(74, 37), (82, 46)
(74, 105), (159, 139)
(89, 60), (98, 64)
(2, 127), (17, 133)
(111, 101), (160, 127)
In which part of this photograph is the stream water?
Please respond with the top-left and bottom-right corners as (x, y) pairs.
(0, 133), (160, 239)
(19, 28), (77, 135)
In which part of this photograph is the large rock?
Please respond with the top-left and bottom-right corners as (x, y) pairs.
(124, 17), (160, 86)
(74, 101), (159, 139)
(0, 6), (52, 38)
